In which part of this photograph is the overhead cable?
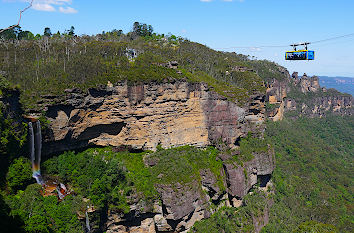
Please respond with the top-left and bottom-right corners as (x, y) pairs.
(215, 32), (354, 50)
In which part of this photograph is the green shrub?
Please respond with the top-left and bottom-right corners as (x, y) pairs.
(192, 191), (268, 233)
(6, 157), (32, 192)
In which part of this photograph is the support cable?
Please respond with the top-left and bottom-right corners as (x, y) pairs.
(215, 32), (354, 50)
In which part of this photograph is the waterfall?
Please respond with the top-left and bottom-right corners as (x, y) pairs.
(29, 120), (44, 185)
(28, 122), (35, 167)
(85, 207), (91, 232)
(34, 121), (42, 169)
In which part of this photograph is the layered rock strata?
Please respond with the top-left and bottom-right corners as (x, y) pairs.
(39, 81), (264, 154)
(30, 80), (273, 232)
(266, 73), (353, 120)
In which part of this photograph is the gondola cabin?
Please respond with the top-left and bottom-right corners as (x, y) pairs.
(285, 50), (315, 60)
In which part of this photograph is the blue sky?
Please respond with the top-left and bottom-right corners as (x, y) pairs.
(1, 0), (354, 76)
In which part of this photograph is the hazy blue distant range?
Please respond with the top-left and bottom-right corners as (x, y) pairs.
(319, 76), (354, 96)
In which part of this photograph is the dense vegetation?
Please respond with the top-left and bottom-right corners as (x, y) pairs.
(0, 75), (27, 185)
(263, 116), (353, 232)
(192, 190), (270, 233)
(2, 146), (216, 231)
(0, 76), (28, 231)
(2, 148), (129, 232)
(0, 23), (286, 109)
(189, 116), (353, 232)
(0, 132), (270, 232)
(1, 23), (353, 233)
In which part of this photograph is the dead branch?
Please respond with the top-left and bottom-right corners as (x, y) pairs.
(0, 0), (34, 34)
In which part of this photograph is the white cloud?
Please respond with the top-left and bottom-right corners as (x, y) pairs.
(32, 3), (55, 11)
(20, 0), (77, 13)
(59, 6), (77, 14)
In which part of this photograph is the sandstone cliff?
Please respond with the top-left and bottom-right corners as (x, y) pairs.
(24, 80), (273, 232)
(19, 69), (352, 232)
(266, 73), (353, 120)
(34, 81), (265, 155)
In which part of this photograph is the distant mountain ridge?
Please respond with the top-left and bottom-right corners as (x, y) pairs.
(319, 76), (354, 96)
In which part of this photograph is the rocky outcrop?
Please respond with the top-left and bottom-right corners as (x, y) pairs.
(224, 148), (274, 199)
(266, 79), (290, 121)
(14, 79), (274, 232)
(296, 95), (353, 117)
(35, 81), (264, 155)
(299, 74), (320, 93)
(105, 149), (274, 233)
(266, 72), (354, 119)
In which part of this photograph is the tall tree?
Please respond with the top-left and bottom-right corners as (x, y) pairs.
(133, 22), (140, 34)
(68, 26), (75, 36)
(148, 25), (154, 36)
(43, 27), (52, 37)
(18, 30), (34, 40)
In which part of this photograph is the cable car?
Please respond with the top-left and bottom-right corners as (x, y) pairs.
(285, 50), (315, 60)
(285, 42), (314, 60)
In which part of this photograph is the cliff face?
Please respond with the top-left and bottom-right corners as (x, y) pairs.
(105, 148), (274, 233)
(39, 81), (264, 155)
(266, 73), (354, 120)
(290, 95), (353, 118)
(27, 80), (272, 232)
(19, 69), (351, 232)
(266, 79), (290, 121)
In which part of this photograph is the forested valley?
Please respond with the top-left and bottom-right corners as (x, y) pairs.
(0, 22), (353, 232)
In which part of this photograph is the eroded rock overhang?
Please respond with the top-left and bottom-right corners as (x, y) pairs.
(40, 81), (265, 155)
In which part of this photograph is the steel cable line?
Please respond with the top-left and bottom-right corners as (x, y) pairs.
(311, 33), (354, 44)
(215, 32), (354, 50)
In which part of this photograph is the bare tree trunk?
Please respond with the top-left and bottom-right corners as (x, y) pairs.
(14, 44), (17, 65)
(36, 53), (39, 82)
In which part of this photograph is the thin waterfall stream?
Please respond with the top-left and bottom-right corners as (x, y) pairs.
(29, 121), (44, 185)
(85, 207), (91, 232)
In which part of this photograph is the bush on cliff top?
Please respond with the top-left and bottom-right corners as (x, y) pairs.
(0, 36), (281, 110)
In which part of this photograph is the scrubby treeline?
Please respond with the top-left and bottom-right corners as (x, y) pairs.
(0, 22), (285, 110)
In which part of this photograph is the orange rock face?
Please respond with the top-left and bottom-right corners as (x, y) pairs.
(43, 81), (264, 154)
